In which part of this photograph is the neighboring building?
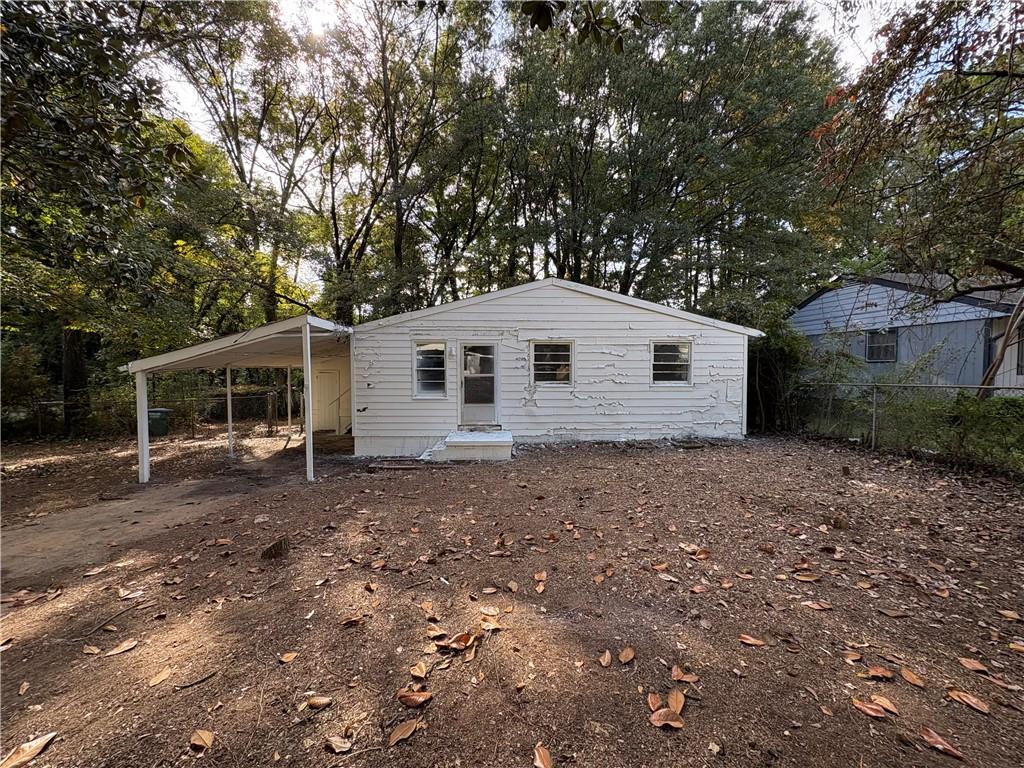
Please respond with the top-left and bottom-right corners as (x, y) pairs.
(124, 278), (763, 478)
(790, 273), (1023, 387)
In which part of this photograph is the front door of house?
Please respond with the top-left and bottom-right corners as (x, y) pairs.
(460, 343), (497, 426)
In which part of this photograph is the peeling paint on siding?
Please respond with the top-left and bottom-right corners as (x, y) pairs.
(349, 281), (750, 451)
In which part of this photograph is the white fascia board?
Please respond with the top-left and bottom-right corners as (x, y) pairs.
(121, 315), (350, 374)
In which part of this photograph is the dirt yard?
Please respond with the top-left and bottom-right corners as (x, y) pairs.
(1, 435), (1022, 768)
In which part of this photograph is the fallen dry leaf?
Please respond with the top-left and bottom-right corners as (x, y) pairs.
(397, 688), (433, 708)
(534, 570), (547, 582)
(508, 580), (519, 593)
(998, 609), (1021, 621)
(618, 646), (635, 664)
(649, 707), (685, 729)
(387, 718), (420, 747)
(82, 644), (101, 655)
(104, 638), (137, 657)
(0, 731), (57, 768)
(802, 600), (832, 611)
(919, 726), (964, 760)
(865, 664), (893, 680)
(307, 695), (333, 710)
(535, 582), (545, 594)
(17, 682), (29, 696)
(900, 667), (925, 688)
(667, 688), (685, 715)
(279, 652), (298, 664)
(189, 730), (215, 752)
(852, 698), (887, 718)
(410, 661), (428, 679)
(325, 736), (352, 754)
(533, 742), (553, 768)
(947, 689), (989, 714)
(958, 657), (988, 674)
(870, 694), (899, 715)
(647, 692), (662, 712)
(739, 634), (765, 647)
(671, 665), (699, 683)
(148, 666), (171, 687)
(598, 650), (612, 668)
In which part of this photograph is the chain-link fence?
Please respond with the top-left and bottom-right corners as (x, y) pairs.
(793, 383), (1024, 475)
(3, 391), (303, 440)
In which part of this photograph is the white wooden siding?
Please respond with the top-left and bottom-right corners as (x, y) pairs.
(351, 282), (750, 455)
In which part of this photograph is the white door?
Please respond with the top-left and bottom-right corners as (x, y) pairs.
(460, 343), (497, 426)
(313, 370), (340, 432)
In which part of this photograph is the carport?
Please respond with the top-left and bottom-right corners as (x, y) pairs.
(122, 315), (351, 483)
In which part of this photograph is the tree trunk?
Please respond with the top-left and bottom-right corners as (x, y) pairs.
(61, 324), (89, 436)
(333, 273), (355, 327)
(264, 239), (280, 323)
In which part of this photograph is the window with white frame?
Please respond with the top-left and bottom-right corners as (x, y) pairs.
(651, 341), (692, 384)
(532, 342), (572, 384)
(414, 342), (446, 396)
(865, 329), (897, 362)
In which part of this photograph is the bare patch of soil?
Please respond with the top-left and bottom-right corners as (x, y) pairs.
(1, 437), (1022, 768)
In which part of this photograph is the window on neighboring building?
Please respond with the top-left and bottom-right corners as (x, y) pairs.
(865, 329), (897, 362)
(414, 342), (446, 396)
(651, 341), (692, 384)
(532, 342), (572, 384)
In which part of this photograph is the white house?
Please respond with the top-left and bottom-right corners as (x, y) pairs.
(124, 278), (763, 480)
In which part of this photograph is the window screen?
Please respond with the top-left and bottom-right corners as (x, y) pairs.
(652, 342), (691, 383)
(414, 342), (446, 396)
(532, 342), (572, 384)
(865, 330), (897, 362)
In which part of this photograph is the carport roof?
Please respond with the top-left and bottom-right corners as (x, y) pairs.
(121, 315), (350, 374)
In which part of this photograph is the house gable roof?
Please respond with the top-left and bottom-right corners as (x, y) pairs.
(797, 274), (1020, 314)
(353, 278), (764, 337)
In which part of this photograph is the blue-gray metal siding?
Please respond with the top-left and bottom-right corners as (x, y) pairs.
(805, 318), (991, 385)
(790, 283), (1001, 336)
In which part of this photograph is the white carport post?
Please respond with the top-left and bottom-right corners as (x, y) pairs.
(226, 366), (234, 458)
(286, 367), (292, 429)
(302, 321), (315, 481)
(135, 371), (150, 483)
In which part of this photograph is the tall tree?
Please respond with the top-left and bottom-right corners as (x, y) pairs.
(1, 0), (199, 432)
(817, 0), (1023, 391)
(172, 2), (321, 323)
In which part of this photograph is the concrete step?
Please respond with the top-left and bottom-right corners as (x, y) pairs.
(421, 430), (513, 462)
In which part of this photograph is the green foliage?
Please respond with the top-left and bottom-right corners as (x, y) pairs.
(819, 0), (1024, 289)
(799, 386), (1024, 475)
(0, 340), (51, 408)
